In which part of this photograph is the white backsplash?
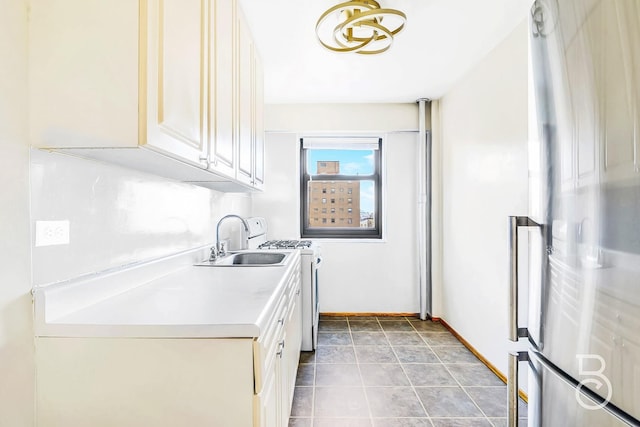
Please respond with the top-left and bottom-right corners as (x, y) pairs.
(31, 149), (251, 286)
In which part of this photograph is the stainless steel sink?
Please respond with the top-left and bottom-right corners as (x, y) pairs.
(195, 251), (289, 267)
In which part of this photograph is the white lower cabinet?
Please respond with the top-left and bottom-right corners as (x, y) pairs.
(36, 338), (257, 426)
(35, 267), (302, 427)
(254, 267), (302, 427)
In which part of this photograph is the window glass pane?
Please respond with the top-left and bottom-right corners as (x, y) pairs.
(307, 149), (375, 175)
(306, 180), (375, 229)
(301, 137), (381, 238)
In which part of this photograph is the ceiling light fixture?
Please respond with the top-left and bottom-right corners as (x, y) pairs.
(316, 0), (406, 55)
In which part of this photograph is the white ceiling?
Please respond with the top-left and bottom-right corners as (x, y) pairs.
(238, 0), (532, 104)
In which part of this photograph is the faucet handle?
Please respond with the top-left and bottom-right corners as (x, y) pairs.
(209, 246), (218, 261)
(217, 241), (227, 257)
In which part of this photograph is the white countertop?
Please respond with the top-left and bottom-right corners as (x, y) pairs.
(34, 249), (301, 339)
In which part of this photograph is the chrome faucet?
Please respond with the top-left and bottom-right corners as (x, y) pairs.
(210, 214), (250, 261)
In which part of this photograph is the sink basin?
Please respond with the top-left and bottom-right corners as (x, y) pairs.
(195, 251), (289, 267)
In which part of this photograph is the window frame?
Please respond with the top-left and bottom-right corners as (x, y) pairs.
(299, 137), (383, 239)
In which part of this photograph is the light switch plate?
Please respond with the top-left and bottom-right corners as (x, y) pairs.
(35, 220), (70, 247)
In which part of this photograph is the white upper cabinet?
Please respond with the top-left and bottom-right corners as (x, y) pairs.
(236, 6), (254, 186)
(145, 0), (209, 166)
(254, 54), (266, 190)
(235, 6), (265, 189)
(29, 0), (140, 150)
(209, 0), (236, 178)
(29, 0), (265, 191)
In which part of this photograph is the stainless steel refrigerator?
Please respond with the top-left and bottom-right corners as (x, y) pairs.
(508, 0), (640, 426)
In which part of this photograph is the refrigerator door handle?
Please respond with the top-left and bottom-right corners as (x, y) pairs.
(509, 216), (541, 342)
(508, 350), (529, 427)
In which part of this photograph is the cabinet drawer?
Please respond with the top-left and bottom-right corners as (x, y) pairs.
(253, 295), (287, 394)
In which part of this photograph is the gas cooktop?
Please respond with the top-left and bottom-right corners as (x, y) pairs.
(257, 240), (313, 249)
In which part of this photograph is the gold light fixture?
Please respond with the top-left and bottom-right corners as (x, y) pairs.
(316, 0), (406, 55)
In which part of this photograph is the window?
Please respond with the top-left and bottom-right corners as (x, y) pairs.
(300, 136), (382, 238)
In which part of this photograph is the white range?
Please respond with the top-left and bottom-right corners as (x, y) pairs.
(245, 217), (322, 351)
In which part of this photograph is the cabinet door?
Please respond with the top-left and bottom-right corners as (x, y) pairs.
(29, 0), (139, 148)
(253, 53), (265, 190)
(277, 330), (288, 427)
(254, 364), (279, 427)
(144, 0), (209, 167)
(209, 0), (236, 177)
(282, 286), (302, 423)
(236, 6), (255, 185)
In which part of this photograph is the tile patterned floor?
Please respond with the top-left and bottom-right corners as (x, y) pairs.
(289, 316), (528, 427)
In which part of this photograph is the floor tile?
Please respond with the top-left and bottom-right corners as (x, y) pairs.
(420, 332), (463, 346)
(314, 418), (373, 427)
(318, 332), (352, 346)
(393, 346), (439, 363)
(465, 387), (527, 418)
(379, 320), (415, 332)
(446, 364), (505, 387)
(432, 346), (480, 363)
(299, 351), (315, 364)
(408, 319), (447, 332)
(314, 386), (369, 417)
(355, 345), (398, 363)
(288, 417), (312, 427)
(291, 387), (314, 417)
(359, 363), (410, 386)
(371, 418), (432, 427)
(430, 418), (492, 427)
(296, 363), (315, 386)
(366, 387), (427, 417)
(319, 320), (350, 331)
(352, 331), (390, 346)
(350, 319), (383, 331)
(415, 386), (482, 417)
(316, 345), (356, 363)
(488, 418), (528, 427)
(403, 363), (458, 386)
(292, 315), (516, 426)
(315, 363), (361, 386)
(386, 332), (426, 346)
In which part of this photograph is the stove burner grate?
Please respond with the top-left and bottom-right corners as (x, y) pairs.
(258, 240), (312, 249)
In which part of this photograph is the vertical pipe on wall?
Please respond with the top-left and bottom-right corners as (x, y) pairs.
(417, 98), (432, 320)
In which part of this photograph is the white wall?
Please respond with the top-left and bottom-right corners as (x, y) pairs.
(30, 150), (251, 286)
(0, 0), (34, 425)
(437, 20), (529, 386)
(254, 104), (422, 313)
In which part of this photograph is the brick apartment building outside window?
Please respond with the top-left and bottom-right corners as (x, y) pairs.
(300, 137), (382, 239)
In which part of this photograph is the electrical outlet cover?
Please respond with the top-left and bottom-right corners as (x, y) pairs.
(35, 220), (70, 247)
